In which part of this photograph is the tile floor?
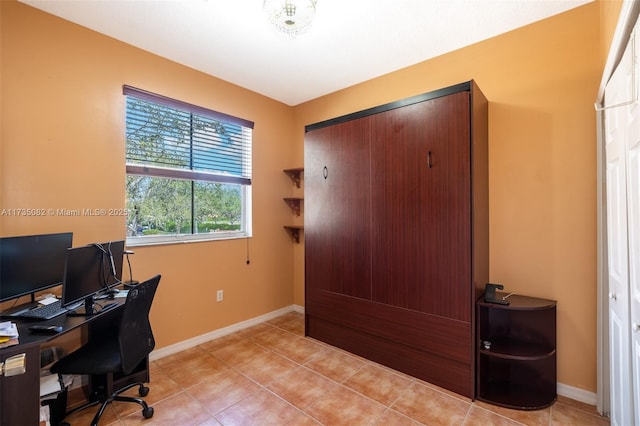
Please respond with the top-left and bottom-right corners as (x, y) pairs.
(62, 311), (610, 425)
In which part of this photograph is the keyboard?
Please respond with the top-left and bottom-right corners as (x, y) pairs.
(14, 300), (67, 320)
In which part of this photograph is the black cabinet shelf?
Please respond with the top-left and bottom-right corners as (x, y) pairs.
(477, 292), (557, 410)
(478, 338), (556, 360)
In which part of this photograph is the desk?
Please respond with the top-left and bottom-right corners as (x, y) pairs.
(0, 298), (149, 425)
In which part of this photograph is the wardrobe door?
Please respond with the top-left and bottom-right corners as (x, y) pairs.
(305, 117), (372, 299)
(370, 92), (472, 321)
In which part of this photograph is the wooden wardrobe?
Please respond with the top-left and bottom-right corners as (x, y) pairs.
(304, 81), (488, 398)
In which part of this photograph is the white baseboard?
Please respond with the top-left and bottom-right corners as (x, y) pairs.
(150, 305), (597, 408)
(557, 382), (597, 406)
(150, 304), (303, 361)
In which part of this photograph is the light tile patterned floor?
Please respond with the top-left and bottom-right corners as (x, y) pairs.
(63, 311), (610, 425)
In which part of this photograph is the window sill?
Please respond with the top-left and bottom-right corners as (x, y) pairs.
(126, 232), (250, 247)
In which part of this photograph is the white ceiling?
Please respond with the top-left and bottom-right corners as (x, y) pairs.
(20, 0), (592, 106)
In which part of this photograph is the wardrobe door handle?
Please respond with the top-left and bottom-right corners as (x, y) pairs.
(427, 151), (433, 169)
(323, 166), (328, 179)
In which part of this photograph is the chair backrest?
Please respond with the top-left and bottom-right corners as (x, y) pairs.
(119, 274), (161, 375)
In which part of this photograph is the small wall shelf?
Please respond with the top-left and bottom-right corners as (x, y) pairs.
(283, 168), (303, 243)
(283, 225), (303, 243)
(283, 168), (304, 188)
(284, 197), (303, 216)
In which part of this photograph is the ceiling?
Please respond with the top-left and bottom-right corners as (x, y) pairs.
(20, 0), (592, 106)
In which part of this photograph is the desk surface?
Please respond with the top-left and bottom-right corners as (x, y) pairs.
(2, 297), (126, 349)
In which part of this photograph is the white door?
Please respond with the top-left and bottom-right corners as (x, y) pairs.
(604, 31), (635, 426)
(627, 43), (640, 425)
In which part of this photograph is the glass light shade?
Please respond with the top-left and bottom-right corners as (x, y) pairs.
(263, 0), (317, 37)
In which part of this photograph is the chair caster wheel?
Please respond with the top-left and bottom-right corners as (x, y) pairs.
(139, 385), (149, 397)
(143, 406), (154, 419)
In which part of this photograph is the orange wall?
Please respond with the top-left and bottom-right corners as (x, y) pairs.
(294, 2), (603, 393)
(1, 0), (298, 347)
(1, 0), (621, 395)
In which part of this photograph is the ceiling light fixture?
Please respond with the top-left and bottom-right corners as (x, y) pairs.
(263, 0), (317, 37)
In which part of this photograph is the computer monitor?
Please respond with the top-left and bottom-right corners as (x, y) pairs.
(0, 232), (73, 303)
(61, 240), (124, 315)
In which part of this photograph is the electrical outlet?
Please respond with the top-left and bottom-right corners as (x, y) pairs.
(216, 290), (223, 302)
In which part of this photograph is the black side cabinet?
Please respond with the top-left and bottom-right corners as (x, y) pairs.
(476, 292), (557, 410)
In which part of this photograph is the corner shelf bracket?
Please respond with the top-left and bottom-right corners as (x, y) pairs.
(283, 168), (304, 188)
(283, 226), (303, 243)
(284, 197), (303, 216)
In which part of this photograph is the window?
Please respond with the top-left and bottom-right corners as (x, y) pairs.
(123, 86), (253, 245)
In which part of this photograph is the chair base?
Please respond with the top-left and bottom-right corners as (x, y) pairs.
(60, 382), (153, 426)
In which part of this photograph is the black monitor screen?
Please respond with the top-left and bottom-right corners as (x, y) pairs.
(0, 232), (73, 303)
(61, 245), (104, 308)
(61, 240), (125, 308)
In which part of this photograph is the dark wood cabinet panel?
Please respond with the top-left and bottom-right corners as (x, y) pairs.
(304, 81), (488, 399)
(369, 92), (471, 320)
(307, 304), (472, 397)
(305, 117), (372, 299)
(307, 288), (471, 362)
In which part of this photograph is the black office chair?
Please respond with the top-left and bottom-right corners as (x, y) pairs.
(50, 274), (161, 426)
